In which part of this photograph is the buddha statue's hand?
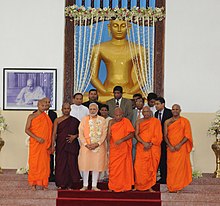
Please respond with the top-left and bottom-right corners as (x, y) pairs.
(129, 86), (140, 94)
(98, 87), (107, 95)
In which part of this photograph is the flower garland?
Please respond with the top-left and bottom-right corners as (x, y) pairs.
(65, 5), (165, 22)
(0, 111), (7, 132)
(208, 110), (220, 140)
(89, 117), (102, 152)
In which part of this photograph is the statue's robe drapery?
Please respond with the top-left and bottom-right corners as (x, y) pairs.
(55, 116), (81, 188)
(108, 118), (135, 192)
(167, 117), (193, 192)
(28, 112), (52, 187)
(134, 117), (162, 190)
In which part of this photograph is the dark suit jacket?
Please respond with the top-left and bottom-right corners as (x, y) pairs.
(82, 101), (102, 109)
(106, 98), (133, 121)
(131, 109), (138, 127)
(155, 107), (172, 132)
(48, 110), (57, 123)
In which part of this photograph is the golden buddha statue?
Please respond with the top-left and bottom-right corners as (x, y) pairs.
(90, 20), (146, 102)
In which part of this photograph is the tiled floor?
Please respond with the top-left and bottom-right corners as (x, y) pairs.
(161, 174), (220, 206)
(1, 170), (220, 206)
(0, 169), (56, 206)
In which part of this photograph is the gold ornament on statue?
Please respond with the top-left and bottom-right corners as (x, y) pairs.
(208, 110), (220, 178)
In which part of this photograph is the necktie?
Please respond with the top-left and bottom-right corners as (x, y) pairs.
(158, 112), (162, 121)
(116, 100), (119, 107)
(137, 110), (141, 120)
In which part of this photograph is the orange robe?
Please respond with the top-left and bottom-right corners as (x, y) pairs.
(108, 118), (135, 192)
(167, 117), (193, 192)
(28, 112), (52, 187)
(134, 117), (162, 190)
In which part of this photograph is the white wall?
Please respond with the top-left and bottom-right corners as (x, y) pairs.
(0, 0), (65, 110)
(165, 0), (220, 112)
(0, 0), (65, 169)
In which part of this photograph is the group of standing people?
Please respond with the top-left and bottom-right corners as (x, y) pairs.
(25, 85), (193, 193)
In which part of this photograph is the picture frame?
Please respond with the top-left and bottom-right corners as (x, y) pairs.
(3, 68), (57, 110)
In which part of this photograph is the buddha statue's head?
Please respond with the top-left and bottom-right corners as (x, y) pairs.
(108, 20), (131, 40)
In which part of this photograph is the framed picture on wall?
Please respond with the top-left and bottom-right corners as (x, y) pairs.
(3, 68), (57, 110)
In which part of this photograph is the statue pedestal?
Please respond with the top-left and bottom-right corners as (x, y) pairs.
(0, 132), (5, 174)
(212, 139), (220, 178)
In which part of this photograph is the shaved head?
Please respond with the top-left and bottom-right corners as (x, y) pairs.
(42, 97), (50, 102)
(172, 104), (181, 117)
(37, 100), (46, 112)
(172, 104), (181, 110)
(62, 102), (70, 109)
(114, 107), (124, 121)
(62, 102), (71, 115)
(142, 106), (151, 112)
(41, 97), (50, 110)
(142, 106), (152, 119)
(37, 99), (44, 105)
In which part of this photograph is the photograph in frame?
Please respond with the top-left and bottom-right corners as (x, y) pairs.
(3, 68), (57, 110)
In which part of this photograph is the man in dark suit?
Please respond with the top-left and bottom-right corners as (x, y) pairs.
(43, 97), (57, 182)
(82, 89), (102, 114)
(106, 86), (133, 121)
(155, 97), (172, 184)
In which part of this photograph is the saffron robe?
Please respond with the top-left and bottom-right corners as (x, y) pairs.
(55, 116), (81, 188)
(167, 117), (193, 192)
(78, 115), (107, 171)
(28, 112), (52, 187)
(108, 118), (135, 192)
(134, 117), (162, 190)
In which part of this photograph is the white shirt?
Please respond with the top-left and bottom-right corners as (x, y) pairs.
(105, 116), (112, 127)
(136, 109), (144, 119)
(115, 98), (122, 107)
(150, 106), (157, 115)
(70, 104), (89, 121)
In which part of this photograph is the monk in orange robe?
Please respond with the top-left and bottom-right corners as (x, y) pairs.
(134, 106), (162, 192)
(25, 100), (52, 190)
(164, 104), (193, 193)
(108, 107), (135, 192)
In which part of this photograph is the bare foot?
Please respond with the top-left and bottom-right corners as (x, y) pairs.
(169, 190), (177, 193)
(31, 185), (36, 191)
(91, 187), (100, 191)
(80, 186), (87, 191)
(149, 188), (156, 192)
(42, 186), (48, 190)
